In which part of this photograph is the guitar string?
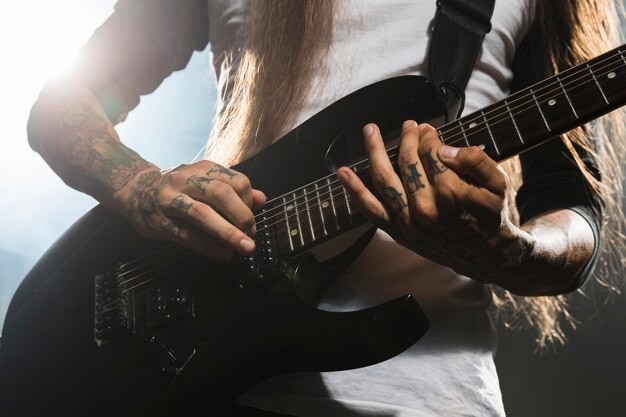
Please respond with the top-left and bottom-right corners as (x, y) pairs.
(251, 51), (626, 228)
(245, 53), (626, 235)
(109, 51), (625, 290)
(112, 53), (625, 290)
(100, 63), (625, 314)
(117, 48), (625, 273)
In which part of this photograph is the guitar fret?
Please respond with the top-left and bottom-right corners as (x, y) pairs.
(556, 75), (579, 118)
(303, 187), (316, 241)
(619, 48), (626, 65)
(292, 192), (305, 246)
(504, 99), (524, 144)
(315, 183), (328, 237)
(282, 197), (294, 251)
(458, 121), (470, 147)
(530, 88), (551, 132)
(437, 128), (445, 144)
(481, 111), (500, 155)
(342, 186), (353, 224)
(587, 63), (610, 104)
(327, 178), (339, 231)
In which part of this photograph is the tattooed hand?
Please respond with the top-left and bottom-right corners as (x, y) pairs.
(117, 161), (266, 262)
(337, 121), (535, 285)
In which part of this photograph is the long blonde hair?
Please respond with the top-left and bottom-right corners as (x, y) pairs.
(207, 0), (626, 348)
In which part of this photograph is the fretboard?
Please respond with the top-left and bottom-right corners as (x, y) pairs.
(256, 44), (626, 257)
(436, 45), (626, 162)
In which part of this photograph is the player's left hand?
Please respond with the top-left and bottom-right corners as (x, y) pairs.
(336, 120), (535, 284)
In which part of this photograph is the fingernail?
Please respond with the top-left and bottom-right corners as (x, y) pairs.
(440, 145), (460, 159)
(336, 170), (349, 182)
(363, 124), (375, 137)
(402, 120), (417, 130)
(239, 238), (255, 254)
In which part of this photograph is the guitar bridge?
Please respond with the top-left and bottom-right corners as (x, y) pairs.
(94, 270), (133, 347)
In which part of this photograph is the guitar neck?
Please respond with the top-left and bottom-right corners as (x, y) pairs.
(260, 45), (626, 258)
(434, 44), (626, 162)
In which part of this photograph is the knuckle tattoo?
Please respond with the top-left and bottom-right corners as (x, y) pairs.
(169, 194), (193, 215)
(206, 163), (238, 180)
(381, 186), (408, 212)
(403, 163), (426, 194)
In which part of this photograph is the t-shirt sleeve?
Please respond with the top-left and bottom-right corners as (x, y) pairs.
(516, 137), (603, 292)
(72, 0), (209, 123)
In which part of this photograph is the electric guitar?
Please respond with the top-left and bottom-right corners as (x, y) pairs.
(1, 44), (625, 417)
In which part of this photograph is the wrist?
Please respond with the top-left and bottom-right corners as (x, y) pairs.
(108, 165), (160, 214)
(487, 220), (538, 292)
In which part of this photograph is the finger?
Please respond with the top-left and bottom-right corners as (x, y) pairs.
(417, 123), (465, 213)
(363, 123), (410, 219)
(190, 179), (257, 236)
(205, 163), (255, 208)
(252, 189), (267, 210)
(157, 216), (235, 262)
(336, 167), (392, 229)
(162, 193), (256, 255)
(438, 144), (508, 196)
(397, 121), (438, 222)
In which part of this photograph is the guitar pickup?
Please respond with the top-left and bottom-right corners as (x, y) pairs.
(146, 287), (194, 329)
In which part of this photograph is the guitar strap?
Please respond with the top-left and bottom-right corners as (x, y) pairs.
(427, 0), (496, 121)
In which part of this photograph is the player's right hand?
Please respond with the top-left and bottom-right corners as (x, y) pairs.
(114, 160), (266, 262)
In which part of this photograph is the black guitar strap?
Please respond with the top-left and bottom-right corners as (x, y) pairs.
(427, 0), (496, 121)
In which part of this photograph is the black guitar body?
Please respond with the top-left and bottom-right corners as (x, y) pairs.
(0, 76), (441, 416)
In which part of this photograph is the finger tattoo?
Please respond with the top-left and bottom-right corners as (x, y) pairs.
(421, 149), (448, 179)
(403, 162), (425, 194)
(186, 175), (214, 195)
(207, 164), (237, 179)
(382, 186), (408, 212)
(169, 194), (193, 214)
(159, 217), (180, 237)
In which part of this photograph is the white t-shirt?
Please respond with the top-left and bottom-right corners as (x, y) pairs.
(205, 1), (536, 415)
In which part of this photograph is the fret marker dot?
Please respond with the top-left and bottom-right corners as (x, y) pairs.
(548, 99), (557, 106)
(322, 201), (330, 209)
(608, 72), (616, 79)
(469, 122), (477, 129)
(290, 229), (298, 236)
(287, 204), (294, 211)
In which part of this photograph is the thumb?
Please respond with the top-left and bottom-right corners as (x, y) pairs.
(438, 145), (506, 195)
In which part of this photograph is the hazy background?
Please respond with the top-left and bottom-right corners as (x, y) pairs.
(0, 2), (624, 416)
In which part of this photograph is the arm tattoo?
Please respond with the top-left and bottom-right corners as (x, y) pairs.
(207, 164), (237, 179)
(403, 162), (425, 194)
(127, 170), (164, 224)
(186, 175), (214, 195)
(381, 186), (407, 212)
(169, 194), (193, 214)
(421, 149), (448, 180)
(56, 103), (150, 192)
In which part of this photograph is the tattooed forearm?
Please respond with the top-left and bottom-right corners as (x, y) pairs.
(186, 175), (214, 195)
(496, 210), (594, 296)
(51, 102), (151, 194)
(127, 169), (165, 224)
